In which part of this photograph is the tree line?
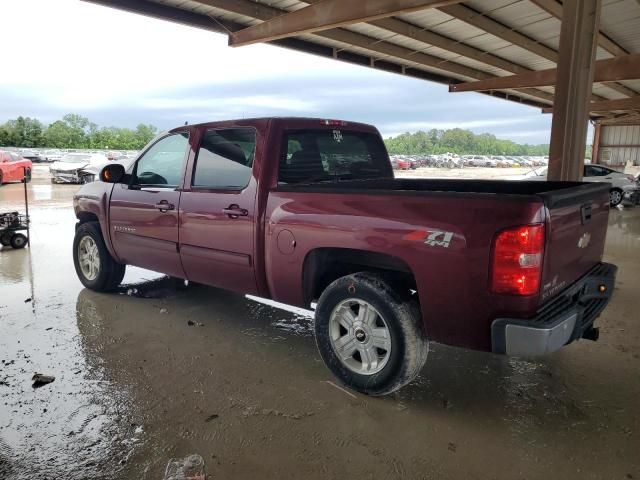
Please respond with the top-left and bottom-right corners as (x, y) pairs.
(0, 114), (158, 150)
(384, 128), (550, 156)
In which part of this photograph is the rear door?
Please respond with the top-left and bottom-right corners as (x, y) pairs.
(539, 184), (610, 302)
(109, 132), (190, 278)
(178, 126), (259, 294)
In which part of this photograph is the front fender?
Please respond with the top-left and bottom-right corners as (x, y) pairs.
(73, 181), (121, 262)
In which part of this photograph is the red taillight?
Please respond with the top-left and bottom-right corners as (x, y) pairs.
(627, 174), (635, 182)
(491, 224), (545, 296)
(320, 119), (347, 126)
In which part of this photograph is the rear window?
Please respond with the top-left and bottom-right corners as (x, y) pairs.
(279, 129), (392, 184)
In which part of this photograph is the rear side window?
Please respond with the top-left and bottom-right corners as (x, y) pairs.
(585, 165), (609, 177)
(192, 128), (256, 190)
(279, 129), (392, 184)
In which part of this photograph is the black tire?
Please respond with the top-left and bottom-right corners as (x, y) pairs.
(315, 272), (429, 396)
(10, 233), (27, 249)
(0, 171), (3, 185)
(23, 169), (31, 183)
(610, 188), (623, 207)
(1, 232), (13, 246)
(73, 222), (125, 292)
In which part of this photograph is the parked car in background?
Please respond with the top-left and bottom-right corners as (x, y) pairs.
(43, 149), (64, 162)
(395, 157), (411, 170)
(19, 149), (46, 163)
(80, 156), (137, 184)
(511, 164), (637, 206)
(0, 150), (32, 184)
(50, 153), (109, 184)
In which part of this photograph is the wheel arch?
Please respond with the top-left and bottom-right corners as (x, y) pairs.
(302, 247), (418, 306)
(76, 212), (100, 227)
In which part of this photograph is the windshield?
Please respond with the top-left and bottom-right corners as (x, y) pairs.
(279, 129), (392, 184)
(61, 154), (91, 163)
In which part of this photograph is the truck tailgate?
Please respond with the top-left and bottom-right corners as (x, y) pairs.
(538, 183), (610, 303)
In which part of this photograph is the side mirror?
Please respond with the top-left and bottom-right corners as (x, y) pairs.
(100, 163), (126, 183)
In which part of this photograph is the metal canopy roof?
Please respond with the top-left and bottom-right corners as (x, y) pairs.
(84, 0), (640, 124)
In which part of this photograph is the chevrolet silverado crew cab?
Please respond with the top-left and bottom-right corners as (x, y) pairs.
(72, 118), (617, 395)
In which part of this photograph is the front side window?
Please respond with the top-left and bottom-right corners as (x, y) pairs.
(279, 129), (392, 184)
(192, 128), (256, 190)
(134, 133), (189, 187)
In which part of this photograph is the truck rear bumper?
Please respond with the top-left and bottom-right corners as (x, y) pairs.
(491, 262), (617, 356)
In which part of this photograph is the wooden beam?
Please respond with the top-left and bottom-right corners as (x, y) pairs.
(547, 0), (601, 181)
(449, 53), (640, 92)
(542, 96), (640, 113)
(228, 0), (463, 47)
(440, 2), (632, 99)
(192, 0), (554, 104)
(371, 17), (532, 75)
(529, 0), (638, 97)
(298, 0), (555, 99)
(591, 123), (602, 164)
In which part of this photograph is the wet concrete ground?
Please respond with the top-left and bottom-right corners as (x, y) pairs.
(1, 167), (639, 479)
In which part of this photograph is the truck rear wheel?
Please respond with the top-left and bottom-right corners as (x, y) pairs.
(73, 222), (125, 292)
(315, 272), (428, 396)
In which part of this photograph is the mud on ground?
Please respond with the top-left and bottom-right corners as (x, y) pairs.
(0, 167), (638, 479)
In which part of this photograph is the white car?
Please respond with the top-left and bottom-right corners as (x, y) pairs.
(49, 153), (109, 184)
(513, 165), (637, 206)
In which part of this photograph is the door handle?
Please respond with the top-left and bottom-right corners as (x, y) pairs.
(223, 205), (248, 218)
(154, 200), (175, 212)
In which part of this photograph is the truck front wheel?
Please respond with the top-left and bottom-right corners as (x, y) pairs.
(315, 272), (428, 396)
(73, 222), (125, 292)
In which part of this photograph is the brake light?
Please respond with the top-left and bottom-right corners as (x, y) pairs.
(491, 224), (545, 296)
(627, 174), (635, 182)
(321, 119), (347, 126)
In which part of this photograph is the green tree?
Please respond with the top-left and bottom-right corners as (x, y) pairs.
(384, 128), (549, 156)
(0, 116), (44, 147)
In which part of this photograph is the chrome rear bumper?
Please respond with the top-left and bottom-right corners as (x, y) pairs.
(491, 262), (617, 356)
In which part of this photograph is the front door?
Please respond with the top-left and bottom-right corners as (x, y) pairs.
(109, 132), (190, 278)
(179, 127), (259, 294)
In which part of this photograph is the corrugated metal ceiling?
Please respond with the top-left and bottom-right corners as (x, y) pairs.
(87, 0), (640, 117)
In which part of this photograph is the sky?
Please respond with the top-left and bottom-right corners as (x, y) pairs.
(0, 0), (554, 144)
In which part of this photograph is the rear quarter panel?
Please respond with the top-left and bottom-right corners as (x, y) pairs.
(265, 190), (546, 351)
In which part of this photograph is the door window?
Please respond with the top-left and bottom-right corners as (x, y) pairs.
(133, 133), (189, 187)
(192, 128), (256, 190)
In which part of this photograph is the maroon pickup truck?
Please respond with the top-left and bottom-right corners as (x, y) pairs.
(72, 117), (617, 395)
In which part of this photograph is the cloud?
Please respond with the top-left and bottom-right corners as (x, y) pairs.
(0, 0), (554, 144)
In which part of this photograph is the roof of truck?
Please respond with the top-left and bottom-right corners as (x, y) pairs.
(173, 117), (380, 132)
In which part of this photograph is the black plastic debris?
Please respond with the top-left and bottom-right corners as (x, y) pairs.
(32, 373), (55, 388)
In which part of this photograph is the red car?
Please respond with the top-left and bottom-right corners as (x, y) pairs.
(0, 151), (32, 185)
(72, 118), (616, 395)
(396, 157), (411, 170)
